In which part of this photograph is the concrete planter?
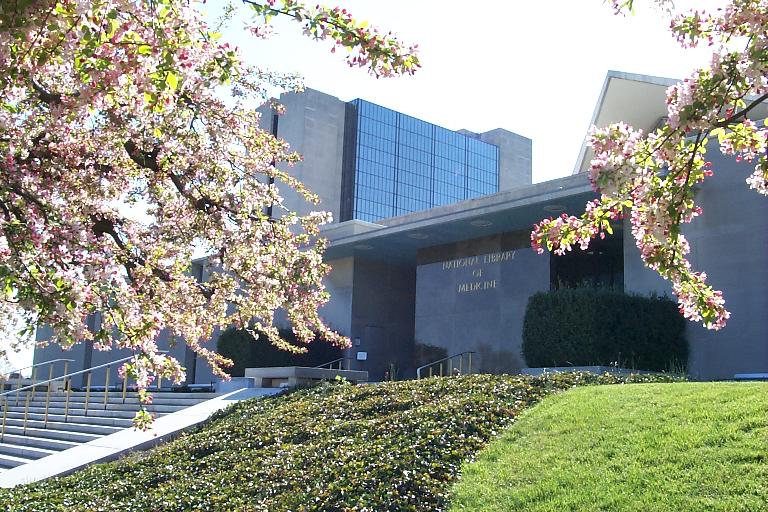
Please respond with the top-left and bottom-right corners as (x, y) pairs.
(215, 377), (255, 393)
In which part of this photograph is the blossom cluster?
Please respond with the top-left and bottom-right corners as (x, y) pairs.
(0, 0), (418, 428)
(533, 0), (767, 331)
(247, 0), (420, 78)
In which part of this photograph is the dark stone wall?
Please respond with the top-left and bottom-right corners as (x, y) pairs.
(414, 232), (550, 373)
(347, 258), (416, 381)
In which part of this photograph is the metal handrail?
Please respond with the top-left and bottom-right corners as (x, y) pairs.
(0, 359), (76, 408)
(0, 355), (136, 399)
(416, 351), (476, 379)
(0, 358), (75, 380)
(0, 353), (151, 442)
(314, 357), (354, 371)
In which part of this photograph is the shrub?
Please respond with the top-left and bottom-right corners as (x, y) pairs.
(0, 372), (682, 512)
(522, 288), (687, 371)
(216, 327), (342, 376)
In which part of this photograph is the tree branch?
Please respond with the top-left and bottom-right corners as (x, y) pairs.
(715, 93), (768, 127)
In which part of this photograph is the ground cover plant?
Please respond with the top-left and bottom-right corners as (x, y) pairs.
(450, 382), (768, 512)
(0, 372), (679, 511)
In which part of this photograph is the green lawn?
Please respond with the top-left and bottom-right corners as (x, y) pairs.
(450, 382), (768, 512)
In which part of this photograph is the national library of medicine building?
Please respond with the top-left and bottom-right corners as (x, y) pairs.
(35, 71), (768, 383)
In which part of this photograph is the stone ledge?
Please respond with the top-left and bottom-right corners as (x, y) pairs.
(244, 366), (368, 388)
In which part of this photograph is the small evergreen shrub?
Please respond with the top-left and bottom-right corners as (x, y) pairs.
(522, 288), (687, 371)
(216, 327), (342, 376)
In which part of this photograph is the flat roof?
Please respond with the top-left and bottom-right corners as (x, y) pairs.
(322, 173), (595, 264)
(572, 70), (768, 174)
(573, 70), (676, 175)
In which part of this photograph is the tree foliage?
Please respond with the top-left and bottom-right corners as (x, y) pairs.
(0, 0), (418, 427)
(532, 0), (767, 330)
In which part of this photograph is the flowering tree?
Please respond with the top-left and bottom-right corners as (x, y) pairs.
(532, 0), (767, 331)
(0, 0), (418, 427)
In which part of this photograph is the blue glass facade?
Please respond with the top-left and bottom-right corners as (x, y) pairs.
(347, 100), (499, 222)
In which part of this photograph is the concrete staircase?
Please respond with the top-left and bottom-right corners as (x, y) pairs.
(0, 390), (218, 472)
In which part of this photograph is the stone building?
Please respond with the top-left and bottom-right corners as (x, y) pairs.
(34, 71), (768, 383)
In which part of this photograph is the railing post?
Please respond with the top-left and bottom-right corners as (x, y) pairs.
(23, 390), (31, 435)
(103, 366), (111, 410)
(64, 376), (72, 422)
(84, 371), (92, 416)
(15, 369), (22, 406)
(1, 397), (7, 442)
(459, 354), (463, 375)
(429, 366), (433, 378)
(122, 372), (128, 404)
(24, 366), (39, 435)
(43, 362), (54, 428)
(439, 362), (443, 377)
(468, 352), (472, 375)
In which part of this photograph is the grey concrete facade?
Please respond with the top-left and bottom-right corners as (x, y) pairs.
(260, 89), (348, 221)
(414, 236), (549, 374)
(264, 89), (532, 223)
(623, 141), (768, 380)
(32, 76), (768, 383)
(478, 128), (533, 191)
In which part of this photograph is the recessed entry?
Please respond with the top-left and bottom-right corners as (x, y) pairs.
(469, 219), (493, 227)
(407, 232), (429, 240)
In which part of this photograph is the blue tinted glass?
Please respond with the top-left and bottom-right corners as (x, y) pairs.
(350, 100), (499, 221)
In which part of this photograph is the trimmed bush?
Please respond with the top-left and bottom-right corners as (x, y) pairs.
(522, 288), (687, 371)
(0, 372), (682, 512)
(216, 327), (342, 376)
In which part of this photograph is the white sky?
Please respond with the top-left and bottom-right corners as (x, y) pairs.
(6, 0), (725, 371)
(209, 0), (722, 183)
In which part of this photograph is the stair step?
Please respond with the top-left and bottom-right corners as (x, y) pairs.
(4, 411), (135, 429)
(0, 388), (220, 472)
(0, 452), (35, 469)
(8, 404), (138, 419)
(18, 396), (211, 407)
(8, 404), (194, 419)
(3, 417), (121, 436)
(0, 424), (99, 443)
(0, 433), (77, 451)
(7, 401), (194, 414)
(0, 441), (56, 460)
(48, 391), (219, 399)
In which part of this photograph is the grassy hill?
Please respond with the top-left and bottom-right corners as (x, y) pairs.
(0, 373), (674, 512)
(450, 382), (768, 512)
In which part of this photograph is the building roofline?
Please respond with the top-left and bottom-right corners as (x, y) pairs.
(572, 70), (680, 175)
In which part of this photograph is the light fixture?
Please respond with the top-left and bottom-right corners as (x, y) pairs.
(543, 204), (566, 213)
(407, 232), (429, 240)
(469, 219), (492, 227)
(354, 244), (373, 251)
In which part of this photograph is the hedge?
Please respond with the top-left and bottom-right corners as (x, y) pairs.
(216, 327), (342, 377)
(522, 288), (687, 371)
(0, 372), (683, 512)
